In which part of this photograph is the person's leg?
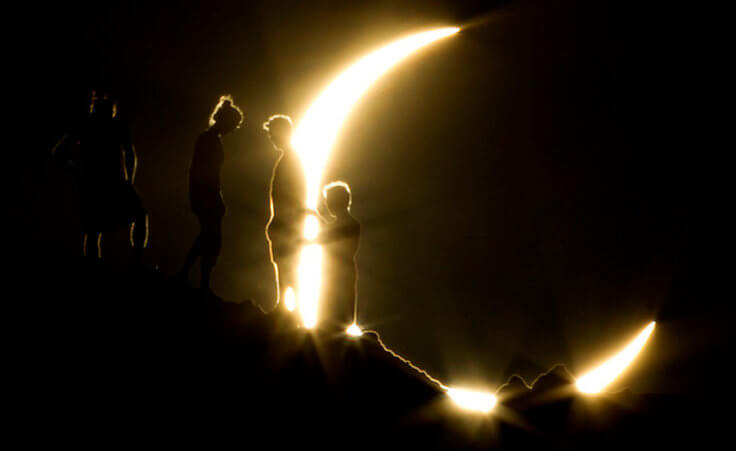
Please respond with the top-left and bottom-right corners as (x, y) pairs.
(82, 230), (102, 260)
(129, 213), (149, 262)
(180, 233), (203, 279)
(277, 251), (299, 310)
(278, 262), (291, 310)
(95, 233), (102, 259)
(271, 258), (282, 308)
(82, 233), (89, 258)
(199, 215), (222, 295)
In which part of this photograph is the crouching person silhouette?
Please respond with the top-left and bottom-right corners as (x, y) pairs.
(51, 90), (149, 262)
(180, 95), (244, 297)
(312, 182), (361, 332)
(263, 115), (307, 313)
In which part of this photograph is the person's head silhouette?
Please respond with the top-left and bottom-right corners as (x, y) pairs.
(323, 181), (352, 217)
(262, 114), (293, 151)
(90, 90), (117, 118)
(209, 95), (244, 136)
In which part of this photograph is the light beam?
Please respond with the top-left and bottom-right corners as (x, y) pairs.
(292, 27), (460, 327)
(576, 321), (656, 394)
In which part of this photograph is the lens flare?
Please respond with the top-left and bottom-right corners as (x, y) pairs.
(346, 324), (363, 337)
(292, 27), (460, 327)
(446, 387), (497, 413)
(284, 286), (297, 312)
(576, 321), (656, 394)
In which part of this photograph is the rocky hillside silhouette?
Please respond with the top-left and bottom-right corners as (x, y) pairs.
(10, 258), (718, 449)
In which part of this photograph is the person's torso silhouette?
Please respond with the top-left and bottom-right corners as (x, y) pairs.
(78, 115), (131, 186)
(189, 128), (226, 217)
(263, 115), (306, 310)
(268, 147), (306, 247)
(317, 183), (360, 330)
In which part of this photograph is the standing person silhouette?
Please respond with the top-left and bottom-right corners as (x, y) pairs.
(180, 95), (244, 297)
(263, 115), (306, 312)
(313, 182), (361, 331)
(51, 90), (149, 262)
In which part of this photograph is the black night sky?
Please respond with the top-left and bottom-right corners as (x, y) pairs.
(16, 0), (723, 404)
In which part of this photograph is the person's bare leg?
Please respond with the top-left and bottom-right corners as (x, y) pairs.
(198, 215), (222, 297)
(200, 254), (215, 296)
(96, 233), (102, 259)
(130, 214), (149, 264)
(271, 260), (281, 309)
(180, 234), (202, 281)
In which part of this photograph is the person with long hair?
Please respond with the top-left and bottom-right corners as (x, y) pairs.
(51, 90), (149, 262)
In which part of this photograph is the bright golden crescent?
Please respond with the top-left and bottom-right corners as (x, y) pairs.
(291, 27), (459, 328)
(576, 321), (656, 394)
(288, 26), (656, 411)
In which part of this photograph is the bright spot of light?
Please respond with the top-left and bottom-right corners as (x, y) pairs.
(284, 286), (297, 312)
(346, 324), (363, 337)
(297, 244), (323, 329)
(576, 321), (656, 394)
(304, 215), (320, 240)
(446, 387), (497, 413)
(292, 27), (460, 327)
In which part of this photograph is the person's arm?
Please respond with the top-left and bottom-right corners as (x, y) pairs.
(306, 207), (331, 224)
(49, 129), (82, 175)
(314, 221), (360, 245)
(51, 132), (76, 163)
(121, 123), (137, 183)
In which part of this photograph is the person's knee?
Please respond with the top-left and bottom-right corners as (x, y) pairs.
(201, 252), (218, 269)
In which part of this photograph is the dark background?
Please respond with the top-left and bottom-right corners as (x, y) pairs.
(16, 0), (723, 398)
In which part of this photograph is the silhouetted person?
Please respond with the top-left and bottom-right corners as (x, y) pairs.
(313, 181), (361, 331)
(180, 95), (244, 296)
(263, 115), (307, 312)
(51, 90), (149, 261)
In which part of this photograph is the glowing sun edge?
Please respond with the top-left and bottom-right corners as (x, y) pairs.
(576, 321), (656, 394)
(291, 27), (460, 329)
(446, 387), (497, 413)
(287, 26), (656, 412)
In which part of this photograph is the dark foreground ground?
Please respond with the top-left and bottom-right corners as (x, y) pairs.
(8, 258), (721, 449)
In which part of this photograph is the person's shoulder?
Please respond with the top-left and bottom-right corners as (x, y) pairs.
(196, 129), (219, 146)
(197, 129), (215, 140)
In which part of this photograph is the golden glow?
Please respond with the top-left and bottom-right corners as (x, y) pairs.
(576, 321), (656, 394)
(292, 27), (460, 327)
(346, 324), (363, 337)
(304, 215), (320, 240)
(297, 244), (323, 329)
(446, 387), (497, 413)
(284, 286), (297, 312)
